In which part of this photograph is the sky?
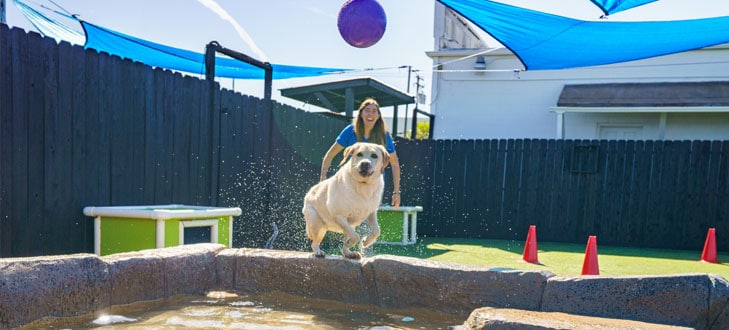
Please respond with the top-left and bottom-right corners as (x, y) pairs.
(5, 0), (729, 113)
(4, 0), (437, 112)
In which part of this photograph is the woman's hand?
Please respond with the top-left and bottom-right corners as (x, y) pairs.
(391, 192), (401, 209)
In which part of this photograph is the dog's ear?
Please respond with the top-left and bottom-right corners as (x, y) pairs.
(379, 145), (390, 173)
(339, 145), (355, 167)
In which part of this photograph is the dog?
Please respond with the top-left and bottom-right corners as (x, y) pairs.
(303, 142), (390, 259)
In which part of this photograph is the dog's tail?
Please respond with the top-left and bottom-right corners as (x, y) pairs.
(265, 222), (279, 249)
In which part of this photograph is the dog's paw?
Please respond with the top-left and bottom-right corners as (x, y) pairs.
(343, 251), (362, 259)
(313, 249), (326, 258)
(343, 234), (361, 248)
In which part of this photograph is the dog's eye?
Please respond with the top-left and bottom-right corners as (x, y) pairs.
(370, 153), (378, 158)
(356, 152), (363, 157)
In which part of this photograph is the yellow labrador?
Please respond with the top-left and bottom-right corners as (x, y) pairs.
(303, 142), (390, 259)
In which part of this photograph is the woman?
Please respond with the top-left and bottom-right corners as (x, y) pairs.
(320, 98), (401, 208)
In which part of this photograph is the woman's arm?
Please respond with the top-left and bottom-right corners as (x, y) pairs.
(389, 151), (401, 209)
(320, 142), (344, 182)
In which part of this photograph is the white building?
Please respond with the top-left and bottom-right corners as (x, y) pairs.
(427, 3), (729, 140)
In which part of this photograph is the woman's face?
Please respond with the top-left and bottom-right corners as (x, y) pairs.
(360, 104), (380, 128)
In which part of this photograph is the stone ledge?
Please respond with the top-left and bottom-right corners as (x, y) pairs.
(541, 274), (729, 328)
(0, 253), (110, 328)
(1, 245), (729, 329)
(465, 307), (693, 330)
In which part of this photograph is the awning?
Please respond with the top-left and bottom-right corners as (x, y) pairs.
(549, 82), (729, 139)
(556, 82), (729, 108)
(280, 77), (414, 118)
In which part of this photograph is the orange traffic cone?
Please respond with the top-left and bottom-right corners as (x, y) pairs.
(520, 225), (540, 263)
(700, 228), (719, 263)
(581, 236), (599, 275)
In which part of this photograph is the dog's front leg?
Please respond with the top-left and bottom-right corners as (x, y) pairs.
(361, 212), (381, 248)
(334, 215), (361, 259)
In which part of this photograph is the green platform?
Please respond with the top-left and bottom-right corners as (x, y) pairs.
(84, 204), (241, 256)
(377, 206), (422, 245)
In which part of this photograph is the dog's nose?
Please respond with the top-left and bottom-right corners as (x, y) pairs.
(358, 161), (373, 176)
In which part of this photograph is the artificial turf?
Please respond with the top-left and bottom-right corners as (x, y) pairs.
(372, 237), (729, 279)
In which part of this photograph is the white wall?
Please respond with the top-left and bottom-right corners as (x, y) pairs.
(428, 7), (729, 140)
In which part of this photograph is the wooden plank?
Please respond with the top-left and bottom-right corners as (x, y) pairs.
(540, 139), (562, 241)
(643, 140), (664, 247)
(501, 139), (521, 240)
(43, 38), (72, 254)
(716, 142), (729, 251)
(126, 61), (148, 205)
(599, 140), (623, 244)
(684, 141), (712, 247)
(170, 74), (193, 203)
(106, 55), (129, 204)
(23, 32), (47, 256)
(87, 51), (112, 207)
(593, 140), (610, 237)
(9, 28), (31, 256)
(464, 139), (485, 235)
(426, 139), (449, 236)
(625, 140), (652, 246)
(578, 139), (602, 242)
(69, 44), (94, 253)
(464, 140), (488, 237)
(0, 25), (15, 256)
(658, 141), (691, 248)
(517, 139), (544, 234)
(154, 70), (175, 201)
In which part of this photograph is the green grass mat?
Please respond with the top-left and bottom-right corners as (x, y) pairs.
(371, 237), (729, 279)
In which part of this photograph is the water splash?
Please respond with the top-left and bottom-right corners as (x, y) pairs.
(196, 0), (269, 62)
(92, 314), (137, 325)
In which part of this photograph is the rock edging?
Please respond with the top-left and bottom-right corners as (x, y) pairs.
(1, 244), (728, 329)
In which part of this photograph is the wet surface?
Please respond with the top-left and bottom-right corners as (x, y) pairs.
(22, 291), (465, 329)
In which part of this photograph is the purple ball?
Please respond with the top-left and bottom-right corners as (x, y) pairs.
(337, 0), (387, 48)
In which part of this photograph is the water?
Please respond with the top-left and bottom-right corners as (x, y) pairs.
(22, 291), (465, 329)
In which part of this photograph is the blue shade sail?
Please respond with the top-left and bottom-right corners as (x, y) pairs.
(13, 0), (351, 80)
(438, 0), (729, 70)
(12, 0), (85, 45)
(589, 0), (658, 15)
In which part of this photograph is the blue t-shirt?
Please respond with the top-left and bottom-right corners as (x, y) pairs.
(335, 124), (396, 153)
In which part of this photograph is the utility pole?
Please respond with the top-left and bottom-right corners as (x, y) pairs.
(1, 0), (6, 25)
(409, 73), (431, 139)
(403, 66), (411, 137)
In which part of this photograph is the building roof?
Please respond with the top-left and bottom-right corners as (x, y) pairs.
(557, 82), (729, 107)
(280, 77), (414, 118)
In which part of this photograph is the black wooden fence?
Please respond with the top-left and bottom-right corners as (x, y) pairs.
(397, 139), (729, 251)
(0, 25), (346, 256)
(2, 25), (728, 257)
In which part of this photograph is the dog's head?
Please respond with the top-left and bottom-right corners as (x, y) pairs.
(340, 142), (390, 179)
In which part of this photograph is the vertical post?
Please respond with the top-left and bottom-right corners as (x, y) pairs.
(392, 105), (399, 137)
(658, 112), (667, 140)
(0, 0), (6, 25)
(555, 110), (565, 139)
(345, 87), (354, 119)
(155, 219), (165, 248)
(411, 107), (418, 139)
(403, 65), (412, 137)
(204, 42), (219, 206)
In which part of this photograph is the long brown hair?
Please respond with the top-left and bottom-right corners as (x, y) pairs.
(353, 98), (388, 146)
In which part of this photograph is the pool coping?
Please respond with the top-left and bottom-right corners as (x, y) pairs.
(1, 244), (727, 329)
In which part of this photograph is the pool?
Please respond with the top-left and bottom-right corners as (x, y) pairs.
(21, 291), (464, 329)
(1, 244), (726, 329)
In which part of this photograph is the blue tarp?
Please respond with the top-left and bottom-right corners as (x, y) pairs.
(589, 0), (658, 15)
(438, 0), (729, 70)
(14, 0), (351, 80)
